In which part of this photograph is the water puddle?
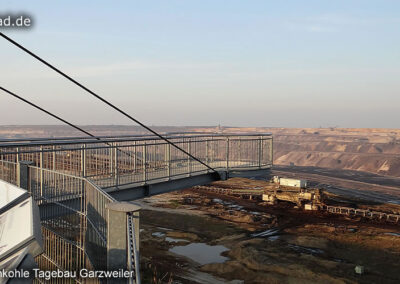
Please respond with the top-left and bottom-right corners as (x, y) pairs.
(332, 258), (347, 263)
(251, 228), (279, 238)
(383, 232), (400, 237)
(152, 232), (165, 237)
(267, 235), (280, 241)
(166, 236), (190, 243)
(169, 243), (229, 265)
(211, 198), (248, 212)
(227, 204), (243, 210)
(288, 244), (324, 255)
(157, 227), (173, 231)
(213, 198), (223, 204)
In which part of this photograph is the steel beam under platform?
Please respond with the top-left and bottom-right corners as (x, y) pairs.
(106, 168), (271, 201)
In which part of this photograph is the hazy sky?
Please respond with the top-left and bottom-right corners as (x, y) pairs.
(1, 0), (399, 128)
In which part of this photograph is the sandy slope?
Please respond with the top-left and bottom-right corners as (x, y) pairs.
(197, 127), (400, 178)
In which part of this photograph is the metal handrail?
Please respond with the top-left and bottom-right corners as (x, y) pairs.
(0, 132), (272, 148)
(0, 135), (272, 157)
(1, 134), (273, 191)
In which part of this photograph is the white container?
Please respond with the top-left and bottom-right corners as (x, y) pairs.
(355, 265), (365, 274)
(304, 203), (318, 211)
(279, 178), (307, 188)
(299, 192), (313, 200)
(262, 194), (277, 204)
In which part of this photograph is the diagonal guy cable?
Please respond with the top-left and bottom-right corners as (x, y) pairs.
(0, 86), (103, 141)
(0, 86), (174, 167)
(0, 85), (136, 159)
(0, 32), (216, 173)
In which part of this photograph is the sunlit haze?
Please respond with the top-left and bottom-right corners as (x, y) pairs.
(1, 0), (399, 128)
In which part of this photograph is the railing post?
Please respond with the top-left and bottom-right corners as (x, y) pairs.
(258, 136), (262, 168)
(187, 139), (191, 177)
(81, 144), (86, 177)
(133, 141), (137, 173)
(238, 139), (241, 164)
(17, 161), (34, 190)
(106, 202), (141, 284)
(206, 139), (209, 172)
(270, 136), (273, 166)
(110, 145), (114, 177)
(80, 144), (87, 197)
(114, 143), (119, 187)
(52, 145), (56, 171)
(95, 148), (98, 176)
(226, 137), (229, 172)
(143, 143), (147, 183)
(166, 143), (171, 180)
(40, 146), (44, 197)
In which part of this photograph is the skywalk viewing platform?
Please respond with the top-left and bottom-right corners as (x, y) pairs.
(0, 132), (273, 283)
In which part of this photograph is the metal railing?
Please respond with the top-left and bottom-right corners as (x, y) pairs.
(0, 159), (17, 185)
(29, 166), (115, 272)
(0, 133), (273, 189)
(0, 132), (273, 283)
(0, 160), (115, 283)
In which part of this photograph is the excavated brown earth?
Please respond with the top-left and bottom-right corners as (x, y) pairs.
(267, 128), (400, 177)
(139, 176), (400, 284)
(195, 127), (400, 178)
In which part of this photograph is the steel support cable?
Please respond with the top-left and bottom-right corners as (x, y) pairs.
(0, 86), (101, 140)
(0, 86), (138, 163)
(0, 32), (217, 173)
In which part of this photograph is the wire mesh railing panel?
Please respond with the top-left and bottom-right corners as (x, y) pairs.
(86, 134), (272, 188)
(0, 147), (18, 163)
(85, 180), (114, 254)
(143, 140), (167, 181)
(1, 133), (273, 190)
(262, 137), (273, 166)
(85, 145), (112, 178)
(36, 226), (100, 284)
(169, 139), (191, 178)
(228, 137), (260, 169)
(41, 210), (85, 246)
(0, 159), (17, 185)
(29, 166), (84, 211)
(207, 137), (228, 169)
(188, 137), (209, 174)
(24, 164), (116, 274)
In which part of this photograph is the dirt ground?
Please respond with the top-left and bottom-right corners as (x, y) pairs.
(138, 176), (400, 284)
